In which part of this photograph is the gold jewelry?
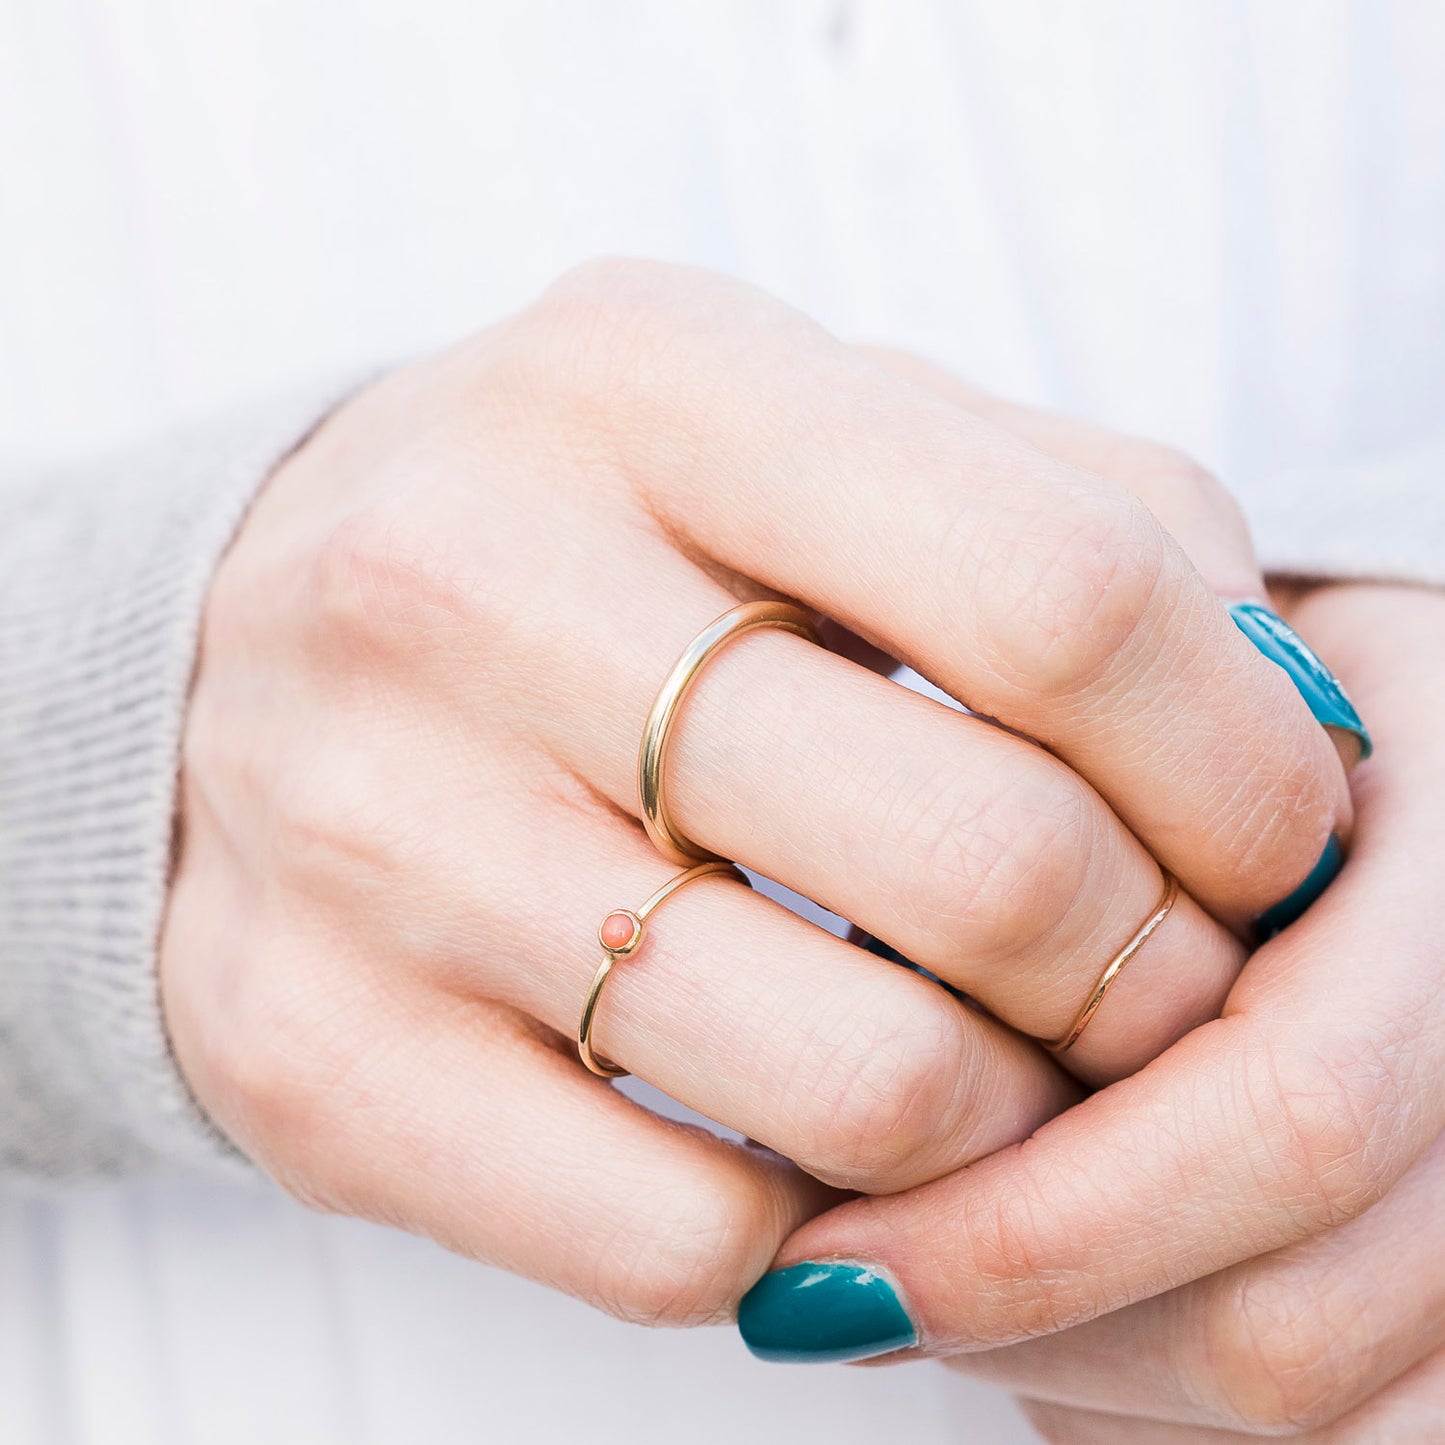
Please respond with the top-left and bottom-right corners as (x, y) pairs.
(578, 861), (745, 1078)
(1047, 871), (1179, 1054)
(638, 600), (821, 864)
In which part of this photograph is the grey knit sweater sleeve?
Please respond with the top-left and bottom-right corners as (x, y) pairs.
(0, 386), (350, 1178)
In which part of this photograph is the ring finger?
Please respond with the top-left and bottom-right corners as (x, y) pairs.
(432, 796), (1076, 1193)
(518, 544), (1245, 1084)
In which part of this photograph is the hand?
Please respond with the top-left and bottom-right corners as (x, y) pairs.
(162, 260), (1347, 1326)
(1026, 1345), (1445, 1443)
(991, 584), (1445, 1443)
(737, 582), (1445, 1431)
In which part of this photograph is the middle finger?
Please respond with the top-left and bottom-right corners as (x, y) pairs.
(530, 540), (1245, 1084)
(430, 794), (1076, 1194)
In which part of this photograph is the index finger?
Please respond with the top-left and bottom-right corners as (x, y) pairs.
(536, 261), (1353, 932)
(734, 585), (1445, 1364)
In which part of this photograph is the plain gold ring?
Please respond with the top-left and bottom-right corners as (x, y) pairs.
(637, 600), (821, 864)
(1046, 870), (1179, 1054)
(577, 861), (747, 1078)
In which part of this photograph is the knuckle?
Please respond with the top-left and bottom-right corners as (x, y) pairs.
(961, 1175), (1108, 1342)
(521, 257), (692, 384)
(542, 255), (682, 314)
(1099, 436), (1257, 547)
(791, 990), (971, 1191)
(961, 488), (1168, 699)
(589, 1183), (768, 1328)
(503, 258), (707, 470)
(305, 509), (501, 664)
(1099, 436), (1226, 508)
(1240, 1031), (1401, 1233)
(1206, 1276), (1358, 1434)
(878, 757), (1094, 965)
(267, 738), (424, 901)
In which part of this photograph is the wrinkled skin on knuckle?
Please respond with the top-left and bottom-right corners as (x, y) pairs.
(1237, 1029), (1403, 1237)
(788, 985), (971, 1192)
(875, 754), (1094, 967)
(956, 1165), (1115, 1346)
(1204, 1271), (1369, 1436)
(958, 486), (1169, 703)
(587, 1179), (769, 1329)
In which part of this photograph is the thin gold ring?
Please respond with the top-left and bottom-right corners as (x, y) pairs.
(577, 861), (746, 1078)
(638, 601), (822, 864)
(1047, 871), (1179, 1054)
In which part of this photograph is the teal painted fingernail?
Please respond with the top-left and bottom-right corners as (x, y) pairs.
(738, 1262), (917, 1364)
(1254, 835), (1344, 941)
(1229, 602), (1372, 760)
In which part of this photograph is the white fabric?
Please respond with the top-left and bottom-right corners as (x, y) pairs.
(2, 1), (1443, 1440)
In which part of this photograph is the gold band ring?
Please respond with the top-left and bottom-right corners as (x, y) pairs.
(577, 861), (746, 1078)
(1046, 871), (1179, 1054)
(638, 601), (822, 864)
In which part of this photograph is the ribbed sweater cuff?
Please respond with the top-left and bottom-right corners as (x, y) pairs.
(0, 381), (358, 1178)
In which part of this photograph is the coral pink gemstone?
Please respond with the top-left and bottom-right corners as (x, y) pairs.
(601, 911), (639, 951)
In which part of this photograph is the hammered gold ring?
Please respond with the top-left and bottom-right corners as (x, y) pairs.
(1046, 870), (1180, 1054)
(637, 600), (821, 864)
(577, 861), (747, 1078)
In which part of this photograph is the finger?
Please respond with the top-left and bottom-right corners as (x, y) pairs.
(258, 479), (1077, 1190)
(164, 911), (832, 1326)
(527, 261), (1353, 933)
(452, 516), (1243, 1086)
(442, 799), (1077, 1194)
(322, 460), (1247, 1086)
(944, 1126), (1445, 1432)
(1022, 1342), (1445, 1444)
(860, 348), (1371, 773)
(856, 348), (1265, 602)
(664, 628), (1245, 1086)
(735, 585), (1445, 1362)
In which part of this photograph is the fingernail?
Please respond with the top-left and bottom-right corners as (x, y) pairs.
(1228, 602), (1372, 761)
(738, 1262), (917, 1364)
(1254, 835), (1344, 941)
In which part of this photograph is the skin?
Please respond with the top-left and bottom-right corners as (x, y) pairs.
(1024, 1343), (1445, 1443)
(776, 583), (1445, 1436)
(161, 260), (1351, 1329)
(946, 583), (1445, 1440)
(762, 364), (1444, 1435)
